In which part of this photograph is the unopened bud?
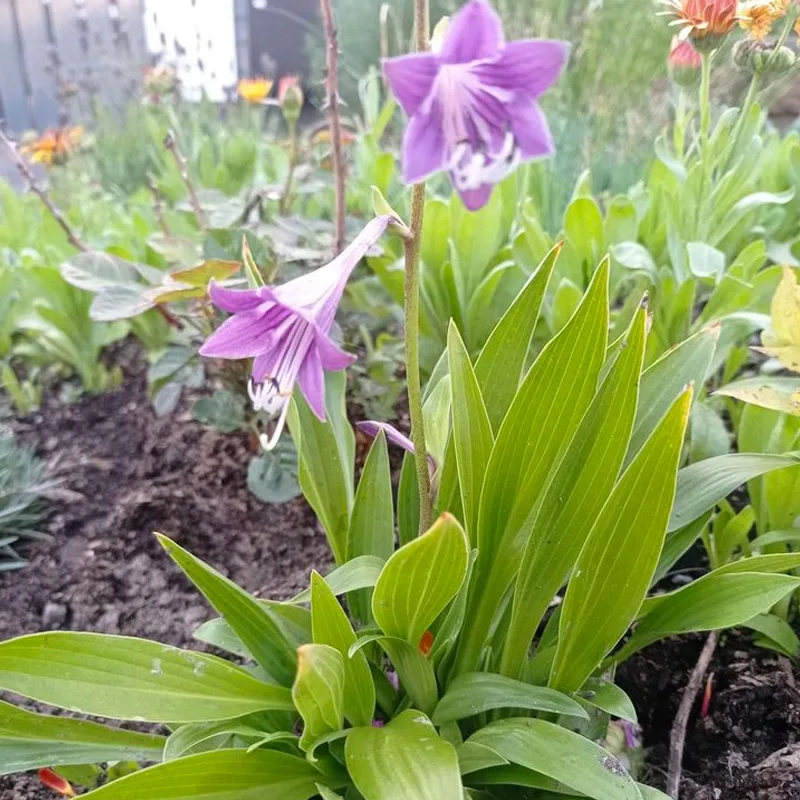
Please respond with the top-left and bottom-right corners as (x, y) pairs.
(734, 39), (797, 73)
(668, 37), (703, 88)
(278, 76), (304, 125)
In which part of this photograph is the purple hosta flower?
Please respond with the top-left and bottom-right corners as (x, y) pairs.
(383, 0), (569, 211)
(357, 421), (437, 475)
(201, 216), (393, 448)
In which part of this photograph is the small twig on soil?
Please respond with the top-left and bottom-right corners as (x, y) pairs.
(667, 631), (719, 799)
(319, 0), (346, 255)
(0, 129), (87, 252)
(164, 129), (206, 231)
(149, 181), (172, 236)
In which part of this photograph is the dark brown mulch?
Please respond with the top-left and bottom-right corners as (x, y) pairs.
(619, 632), (800, 800)
(0, 346), (331, 799)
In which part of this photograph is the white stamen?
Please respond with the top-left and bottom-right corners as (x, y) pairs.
(448, 131), (522, 195)
(259, 398), (292, 452)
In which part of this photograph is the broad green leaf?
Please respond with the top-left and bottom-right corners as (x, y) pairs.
(550, 279), (584, 335)
(0, 699), (165, 776)
(466, 764), (570, 792)
(168, 260), (240, 288)
(0, 632), (293, 722)
(158, 535), (296, 686)
(292, 644), (344, 750)
(61, 251), (142, 292)
(289, 371), (355, 564)
(474, 243), (560, 429)
(448, 323), (494, 542)
(669, 453), (800, 531)
(347, 431), (394, 622)
(372, 513), (469, 646)
(456, 260), (609, 676)
(565, 197), (605, 275)
(551, 389), (691, 693)
(611, 242), (658, 281)
(687, 242), (725, 282)
(616, 573), (800, 663)
(502, 308), (645, 679)
(628, 324), (718, 460)
(638, 787), (672, 800)
(744, 613), (800, 657)
(398, 452), (421, 546)
(316, 786), (345, 800)
(753, 529), (800, 550)
(470, 719), (641, 800)
(163, 717), (283, 761)
(291, 556), (385, 604)
(192, 618), (252, 659)
(716, 377), (800, 416)
(714, 553), (800, 575)
(346, 710), (462, 800)
(311, 571), (375, 727)
(577, 679), (638, 724)
(457, 741), (509, 775)
(652, 513), (712, 585)
(351, 634), (438, 715)
(82, 749), (325, 799)
(432, 673), (587, 725)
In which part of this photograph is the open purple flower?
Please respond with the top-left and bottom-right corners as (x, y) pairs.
(383, 0), (569, 211)
(200, 216), (393, 448)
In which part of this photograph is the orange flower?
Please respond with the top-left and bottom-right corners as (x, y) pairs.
(237, 77), (272, 104)
(20, 126), (82, 166)
(38, 769), (75, 797)
(738, 1), (785, 39)
(661, 0), (738, 42)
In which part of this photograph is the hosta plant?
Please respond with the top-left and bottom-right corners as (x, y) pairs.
(3, 246), (800, 799)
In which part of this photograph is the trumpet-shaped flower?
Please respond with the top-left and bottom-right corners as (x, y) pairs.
(201, 216), (393, 447)
(383, 0), (568, 211)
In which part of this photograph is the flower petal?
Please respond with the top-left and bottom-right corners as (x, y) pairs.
(440, 0), (505, 64)
(315, 332), (357, 371)
(297, 346), (326, 420)
(475, 39), (570, 97)
(509, 100), (555, 160)
(208, 281), (269, 313)
(357, 421), (438, 473)
(382, 53), (440, 116)
(402, 107), (447, 184)
(199, 308), (274, 359)
(458, 184), (494, 211)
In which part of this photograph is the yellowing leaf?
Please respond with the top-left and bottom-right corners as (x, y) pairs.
(760, 267), (800, 372)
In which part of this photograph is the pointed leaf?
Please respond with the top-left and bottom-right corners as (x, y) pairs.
(0, 632), (293, 722)
(551, 389), (691, 693)
(292, 644), (345, 750)
(158, 535), (296, 686)
(291, 556), (385, 604)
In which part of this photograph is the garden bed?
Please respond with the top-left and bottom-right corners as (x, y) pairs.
(0, 348), (798, 800)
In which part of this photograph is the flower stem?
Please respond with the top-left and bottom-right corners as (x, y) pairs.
(164, 129), (206, 231)
(404, 0), (433, 534)
(279, 122), (298, 215)
(696, 52), (714, 239)
(319, 0), (346, 255)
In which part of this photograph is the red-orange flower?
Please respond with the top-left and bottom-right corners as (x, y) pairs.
(661, 0), (738, 42)
(20, 127), (82, 166)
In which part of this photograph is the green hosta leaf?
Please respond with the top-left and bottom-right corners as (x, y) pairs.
(466, 764), (570, 792)
(551, 389), (691, 693)
(714, 553), (800, 575)
(90, 284), (153, 321)
(292, 644), (345, 750)
(669, 453), (800, 531)
(316, 786), (345, 800)
(0, 632), (293, 722)
(351, 634), (438, 715)
(432, 674), (587, 725)
(687, 242), (725, 283)
(158, 535), (296, 686)
(616, 573), (800, 663)
(744, 613), (800, 657)
(289, 371), (355, 564)
(192, 390), (245, 434)
(628, 324), (718, 461)
(247, 445), (302, 504)
(81, 749), (326, 799)
(448, 323), (494, 543)
(474, 243), (559, 429)
(456, 259), (609, 677)
(291, 556), (385, 604)
(501, 308), (645, 679)
(753, 530), (800, 550)
(638, 786), (672, 800)
(577, 679), (638, 724)
(652, 513), (711, 585)
(457, 742), (509, 775)
(163, 717), (281, 761)
(347, 431), (393, 623)
(345, 710), (462, 800)
(311, 571), (375, 727)
(470, 719), (641, 800)
(192, 618), (253, 659)
(61, 251), (143, 292)
(611, 242), (658, 281)
(398, 452), (421, 546)
(0, 699), (165, 776)
(372, 513), (469, 646)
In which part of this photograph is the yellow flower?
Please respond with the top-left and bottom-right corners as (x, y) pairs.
(20, 127), (82, 166)
(738, 0), (785, 39)
(237, 78), (272, 104)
